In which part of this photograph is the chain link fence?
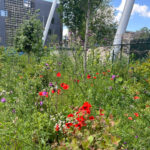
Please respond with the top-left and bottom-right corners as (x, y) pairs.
(1, 42), (150, 64)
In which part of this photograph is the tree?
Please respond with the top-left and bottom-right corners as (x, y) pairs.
(130, 27), (150, 59)
(90, 3), (117, 45)
(59, 0), (116, 43)
(58, 0), (85, 40)
(134, 27), (150, 40)
(59, 0), (116, 72)
(14, 12), (43, 62)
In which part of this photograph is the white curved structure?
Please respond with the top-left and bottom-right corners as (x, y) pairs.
(42, 0), (57, 45)
(110, 0), (135, 60)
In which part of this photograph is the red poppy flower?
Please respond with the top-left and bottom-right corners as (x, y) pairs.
(67, 114), (74, 118)
(74, 79), (80, 83)
(55, 124), (59, 131)
(60, 83), (65, 87)
(89, 116), (94, 120)
(107, 70), (111, 72)
(40, 75), (43, 78)
(83, 102), (92, 108)
(74, 123), (82, 130)
(134, 113), (139, 117)
(39, 92), (43, 96)
(100, 113), (104, 116)
(134, 96), (140, 100)
(128, 117), (133, 120)
(57, 72), (61, 77)
(96, 73), (99, 75)
(100, 109), (104, 116)
(82, 102), (91, 110)
(77, 102), (91, 114)
(87, 75), (91, 79)
(57, 89), (61, 95)
(51, 90), (55, 94)
(76, 116), (85, 122)
(63, 84), (69, 90)
(93, 77), (96, 79)
(65, 123), (73, 128)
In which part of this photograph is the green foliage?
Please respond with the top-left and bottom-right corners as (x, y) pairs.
(130, 27), (150, 59)
(59, 0), (116, 43)
(52, 108), (120, 150)
(58, 0), (85, 36)
(134, 27), (150, 40)
(0, 47), (150, 149)
(130, 38), (150, 59)
(14, 12), (43, 57)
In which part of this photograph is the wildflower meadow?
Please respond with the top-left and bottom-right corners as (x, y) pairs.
(0, 46), (150, 150)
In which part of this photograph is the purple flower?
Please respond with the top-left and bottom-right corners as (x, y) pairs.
(58, 62), (62, 65)
(42, 91), (47, 96)
(135, 136), (138, 138)
(40, 101), (43, 106)
(111, 75), (116, 79)
(49, 82), (53, 87)
(124, 142), (127, 144)
(12, 109), (16, 113)
(1, 98), (6, 103)
(45, 63), (49, 66)
(109, 86), (112, 90)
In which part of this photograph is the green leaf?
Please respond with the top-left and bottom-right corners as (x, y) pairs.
(88, 135), (94, 143)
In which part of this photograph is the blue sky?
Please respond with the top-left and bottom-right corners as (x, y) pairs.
(112, 0), (150, 32)
(45, 0), (150, 34)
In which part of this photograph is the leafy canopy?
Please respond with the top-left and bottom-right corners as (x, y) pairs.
(14, 12), (43, 55)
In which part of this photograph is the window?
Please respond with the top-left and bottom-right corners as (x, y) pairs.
(48, 29), (51, 35)
(24, 0), (31, 7)
(52, 18), (54, 24)
(0, 10), (8, 17)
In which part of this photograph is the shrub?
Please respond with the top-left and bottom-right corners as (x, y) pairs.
(14, 12), (43, 62)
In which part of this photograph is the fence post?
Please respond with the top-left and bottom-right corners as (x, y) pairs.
(112, 47), (115, 64)
(120, 43), (123, 60)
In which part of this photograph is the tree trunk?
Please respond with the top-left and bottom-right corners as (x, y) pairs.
(83, 0), (90, 74)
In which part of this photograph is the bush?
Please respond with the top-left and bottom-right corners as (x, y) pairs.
(14, 12), (43, 62)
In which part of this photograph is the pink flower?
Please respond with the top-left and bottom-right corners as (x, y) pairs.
(1, 98), (6, 103)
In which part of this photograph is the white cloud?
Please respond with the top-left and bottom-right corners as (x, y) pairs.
(115, 0), (150, 22)
(133, 4), (150, 17)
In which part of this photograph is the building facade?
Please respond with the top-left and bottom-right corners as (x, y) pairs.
(34, 0), (62, 44)
(0, 0), (7, 46)
(0, 0), (62, 46)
